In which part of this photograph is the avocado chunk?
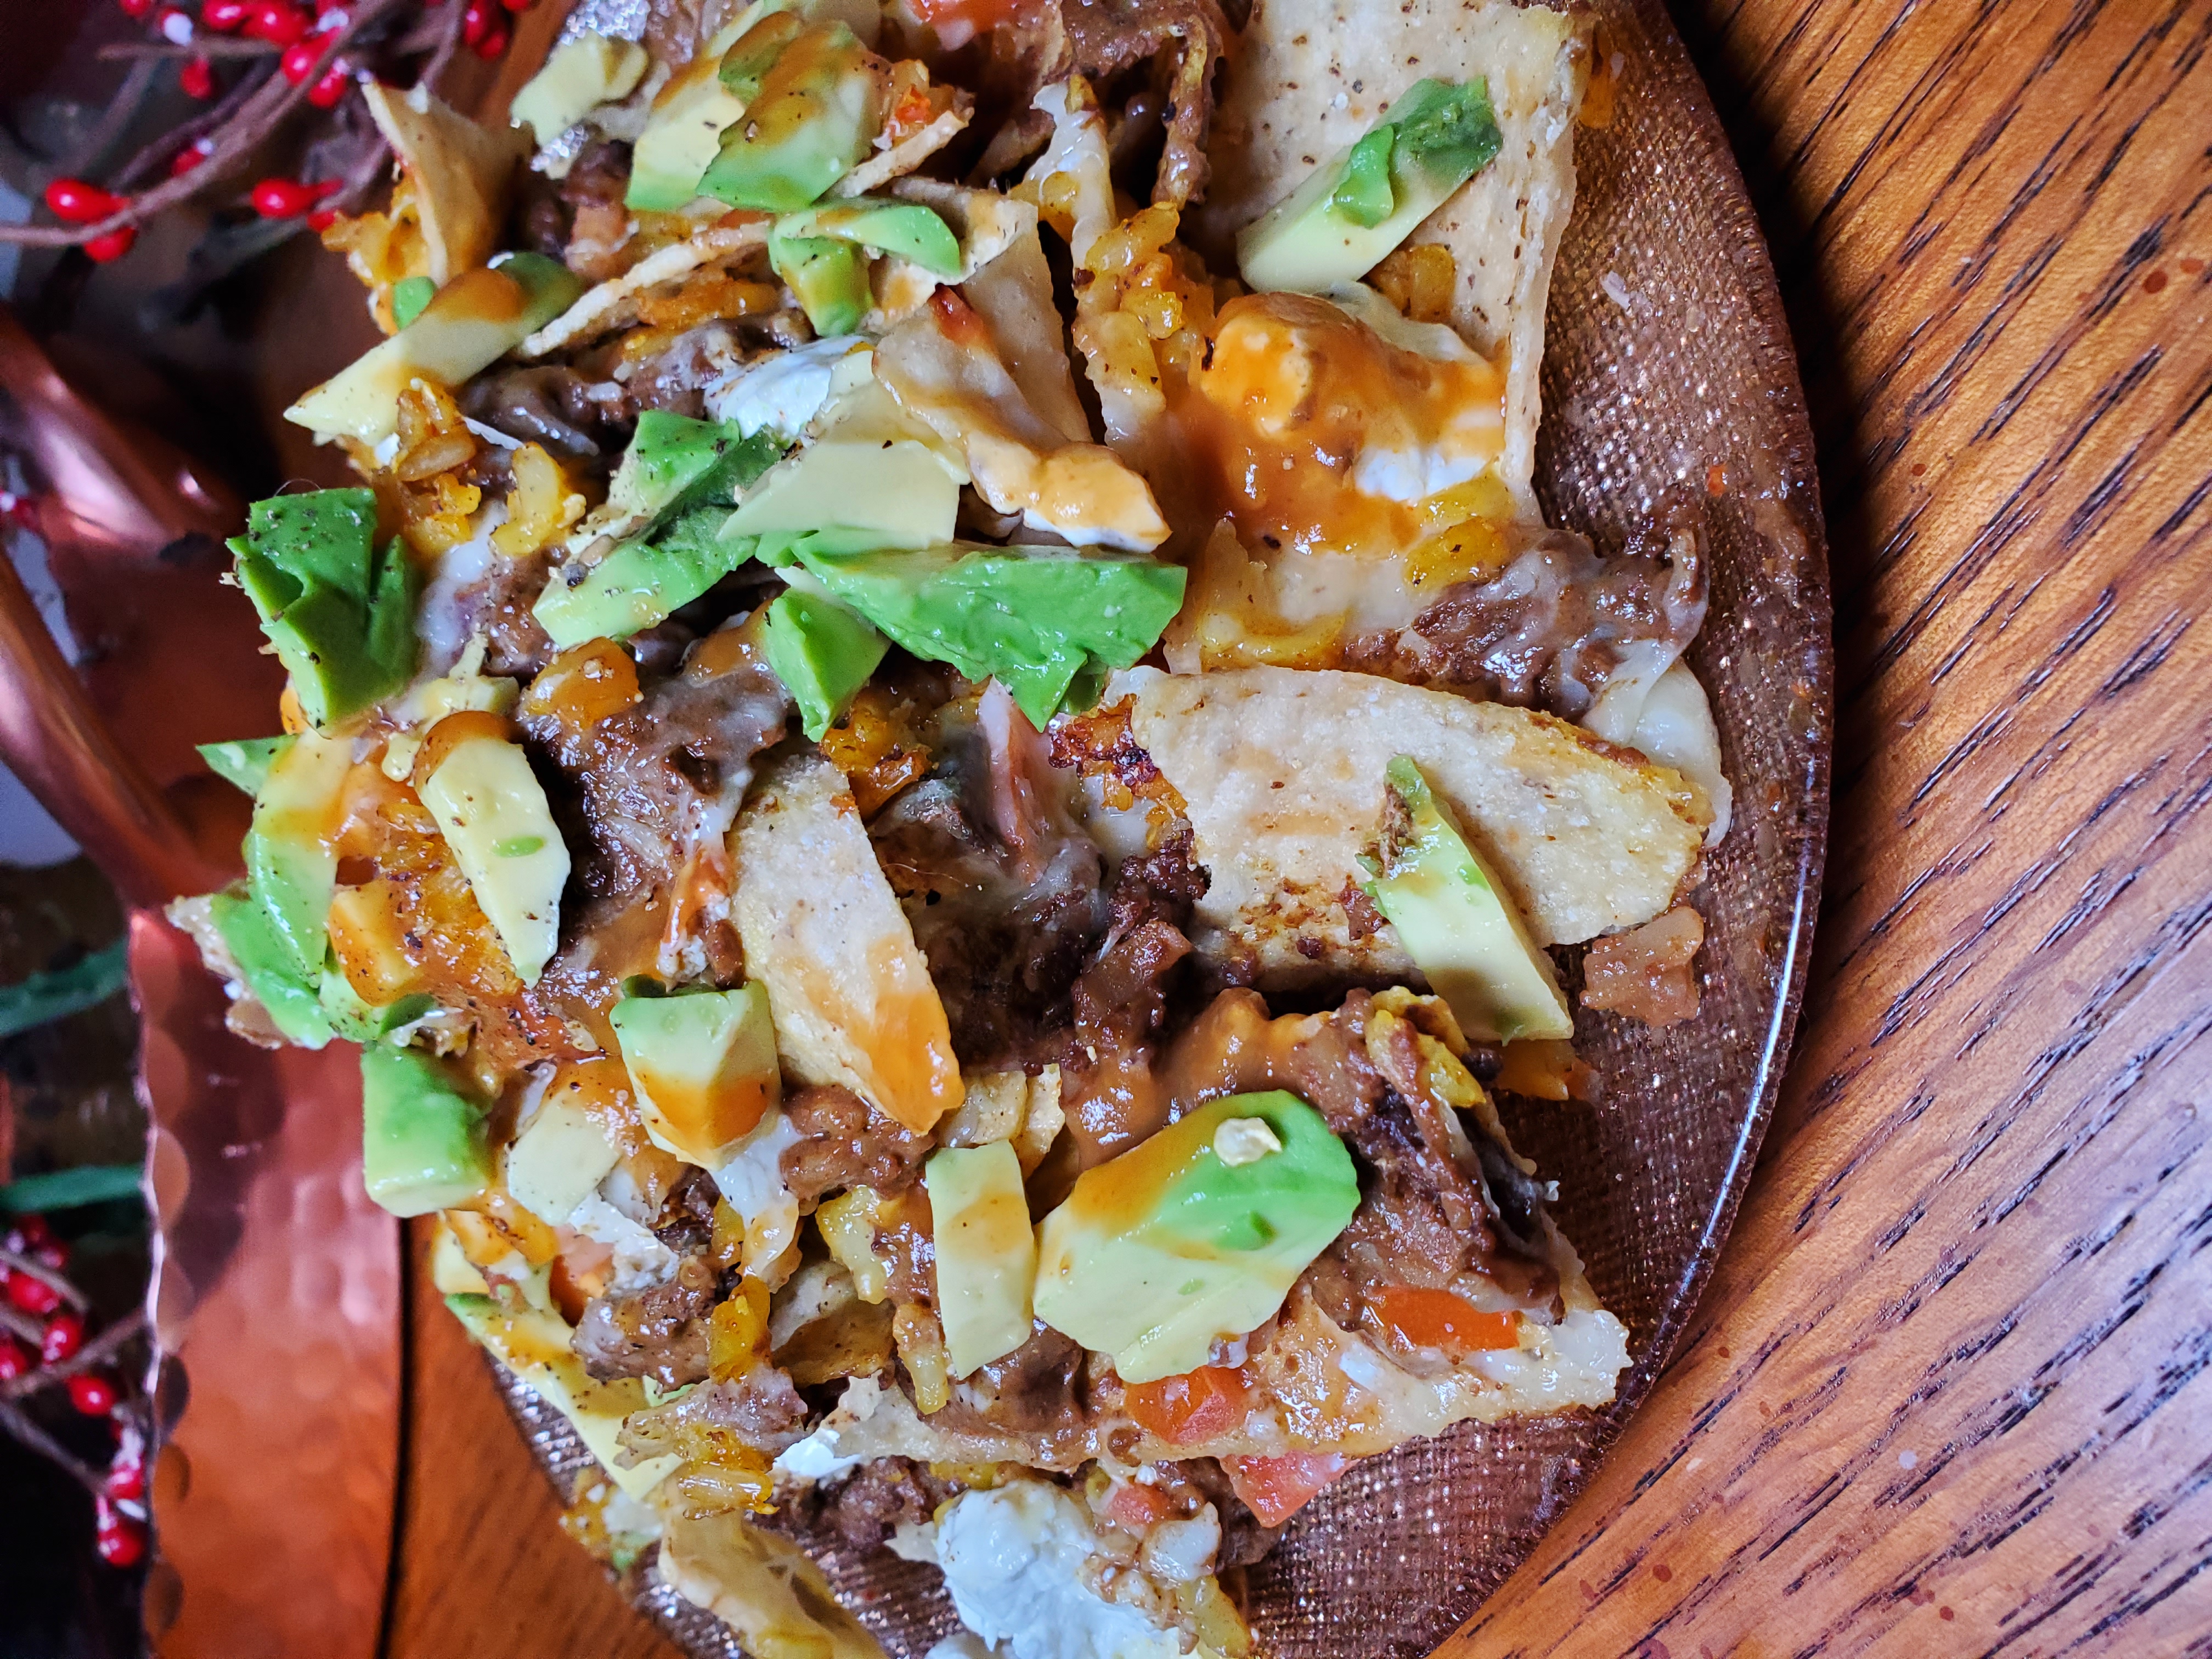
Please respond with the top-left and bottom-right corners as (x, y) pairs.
(1237, 77), (1503, 294)
(699, 21), (882, 213)
(768, 229), (871, 338)
(315, 964), (434, 1046)
(241, 726), (352, 979)
(625, 26), (755, 211)
(416, 731), (571, 985)
(925, 1140), (1036, 1378)
(285, 254), (585, 444)
(360, 1043), (493, 1216)
(504, 1092), (622, 1224)
(200, 734), (293, 796)
(761, 587), (887, 740)
(1033, 1091), (1359, 1384)
(775, 199), (962, 277)
(718, 8), (808, 102)
(535, 507), (749, 648)
(511, 33), (649, 142)
(1362, 754), (1572, 1042)
(228, 490), (419, 731)
(206, 887), (335, 1048)
(759, 536), (1187, 725)
(390, 275), (436, 329)
(611, 411), (785, 521)
(445, 1294), (680, 1497)
(723, 437), (961, 552)
(610, 983), (782, 1166)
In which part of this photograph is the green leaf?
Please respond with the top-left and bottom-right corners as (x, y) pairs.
(0, 1164), (144, 1214)
(0, 939), (128, 1040)
(1330, 126), (1398, 227)
(199, 735), (294, 795)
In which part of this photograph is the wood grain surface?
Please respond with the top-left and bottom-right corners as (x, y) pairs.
(386, 2), (2212, 1655)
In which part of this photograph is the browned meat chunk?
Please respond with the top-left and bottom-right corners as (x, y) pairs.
(1059, 0), (1231, 205)
(572, 1252), (719, 1389)
(780, 1084), (934, 1205)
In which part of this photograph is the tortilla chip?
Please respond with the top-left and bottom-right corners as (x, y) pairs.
(656, 1504), (887, 1659)
(833, 95), (974, 199)
(362, 82), (529, 284)
(518, 219), (770, 358)
(1192, 1), (1592, 518)
(1113, 665), (1703, 983)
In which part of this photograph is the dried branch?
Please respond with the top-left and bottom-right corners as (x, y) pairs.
(114, 58), (277, 193)
(0, 1398), (107, 1497)
(98, 39), (281, 60)
(0, 1302), (44, 1346)
(2, 1308), (148, 1401)
(0, 1247), (90, 1310)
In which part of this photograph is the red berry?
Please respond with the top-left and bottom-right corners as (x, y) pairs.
(154, 5), (194, 42)
(499, 0), (532, 11)
(40, 1311), (84, 1364)
(472, 21), (509, 57)
(201, 0), (251, 26)
(307, 60), (351, 106)
(94, 1498), (145, 1567)
(105, 1452), (146, 1503)
(242, 1), (307, 43)
(119, 0), (156, 16)
(7, 1272), (61, 1316)
(84, 227), (138, 263)
(67, 1372), (120, 1415)
(279, 33), (321, 81)
(0, 1337), (28, 1381)
(170, 138), (215, 176)
(250, 176), (315, 217)
(461, 0), (491, 45)
(44, 179), (122, 225)
(307, 206), (341, 232)
(180, 54), (216, 97)
(31, 1239), (65, 1271)
(12, 1216), (48, 1246)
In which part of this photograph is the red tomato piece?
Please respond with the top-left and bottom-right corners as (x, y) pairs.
(1123, 1365), (1250, 1446)
(1374, 1286), (1521, 1357)
(1221, 1452), (1349, 1528)
(1102, 1480), (1175, 1530)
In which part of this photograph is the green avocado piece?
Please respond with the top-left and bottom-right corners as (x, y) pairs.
(610, 982), (782, 1165)
(768, 230), (872, 338)
(391, 274), (436, 329)
(359, 1043), (493, 1217)
(760, 536), (1186, 726)
(207, 887), (335, 1048)
(629, 44), (754, 211)
(926, 1140), (1036, 1378)
(775, 199), (961, 277)
(228, 489), (420, 731)
(535, 508), (759, 648)
(285, 254), (585, 445)
(199, 735), (294, 796)
(719, 8), (807, 101)
(1033, 1091), (1359, 1384)
(611, 413), (784, 522)
(416, 731), (572, 986)
(1237, 77), (1502, 294)
(762, 586), (887, 740)
(699, 20), (881, 213)
(317, 962), (434, 1046)
(241, 727), (352, 981)
(1362, 754), (1572, 1043)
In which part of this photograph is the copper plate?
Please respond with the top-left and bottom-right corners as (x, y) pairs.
(490, 0), (1834, 1652)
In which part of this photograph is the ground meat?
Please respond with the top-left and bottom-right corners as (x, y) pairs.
(1057, 0), (1231, 204)
(560, 137), (636, 283)
(1361, 521), (1707, 721)
(622, 1359), (813, 1459)
(656, 1166), (723, 1257)
(802, 1457), (947, 1550)
(779, 1084), (933, 1205)
(522, 633), (791, 909)
(572, 1252), (718, 1389)
(970, 1326), (1091, 1435)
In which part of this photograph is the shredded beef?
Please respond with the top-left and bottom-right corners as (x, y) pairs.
(622, 1361), (812, 1459)
(1057, 0), (1230, 205)
(969, 1326), (1091, 1435)
(461, 365), (629, 463)
(572, 1252), (719, 1389)
(1358, 521), (1707, 721)
(432, 545), (557, 678)
(779, 1084), (933, 1205)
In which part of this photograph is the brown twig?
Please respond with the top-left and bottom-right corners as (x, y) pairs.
(97, 39), (281, 60)
(0, 1248), (89, 1311)
(0, 1398), (108, 1497)
(0, 1302), (44, 1346)
(418, 0), (472, 98)
(2, 1308), (147, 1401)
(113, 58), (278, 193)
(0, 0), (414, 250)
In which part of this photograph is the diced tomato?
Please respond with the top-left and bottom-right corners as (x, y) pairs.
(1102, 1479), (1175, 1530)
(1221, 1452), (1348, 1528)
(1374, 1286), (1521, 1357)
(906, 0), (1029, 36)
(1124, 1365), (1250, 1446)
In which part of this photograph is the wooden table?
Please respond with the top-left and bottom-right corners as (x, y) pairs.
(387, 2), (2212, 1653)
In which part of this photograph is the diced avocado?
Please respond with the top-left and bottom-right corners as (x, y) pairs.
(699, 21), (882, 213)
(241, 726), (352, 980)
(390, 275), (435, 330)
(925, 1140), (1036, 1378)
(610, 412), (784, 522)
(505, 1092), (622, 1224)
(1238, 77), (1503, 294)
(775, 199), (961, 277)
(1362, 754), (1572, 1043)
(206, 887), (335, 1048)
(719, 8), (808, 101)
(360, 1043), (493, 1217)
(722, 438), (961, 550)
(229, 490), (419, 730)
(416, 732), (571, 985)
(626, 21), (755, 211)
(610, 983), (781, 1166)
(768, 230), (871, 338)
(445, 1294), (680, 1497)
(511, 33), (649, 142)
(535, 508), (753, 648)
(200, 735), (293, 795)
(315, 963), (434, 1045)
(1034, 1091), (1358, 1384)
(762, 588), (887, 740)
(760, 537), (1186, 726)
(285, 253), (584, 444)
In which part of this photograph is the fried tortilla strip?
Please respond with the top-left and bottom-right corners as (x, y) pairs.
(362, 82), (529, 283)
(1112, 666), (1703, 983)
(1193, 1), (1592, 518)
(518, 218), (770, 358)
(657, 1503), (887, 1659)
(731, 753), (962, 1133)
